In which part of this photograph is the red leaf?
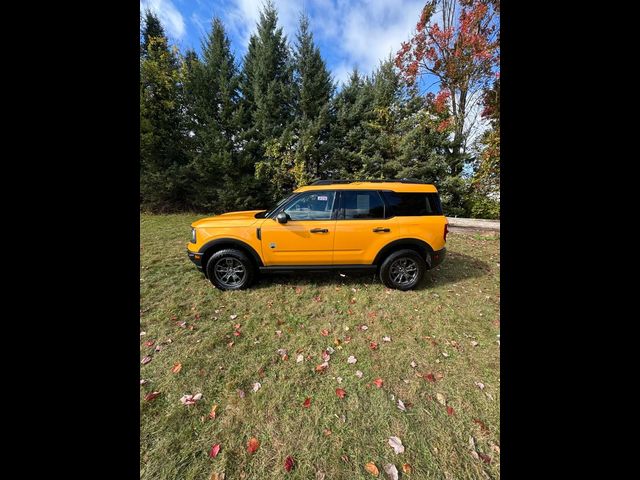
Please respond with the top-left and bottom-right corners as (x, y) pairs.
(478, 452), (492, 464)
(473, 419), (490, 434)
(424, 373), (436, 382)
(336, 388), (346, 399)
(209, 443), (221, 458)
(447, 406), (455, 416)
(369, 341), (378, 350)
(303, 397), (311, 408)
(233, 330), (241, 337)
(144, 340), (155, 347)
(284, 456), (294, 472)
(247, 437), (260, 454)
(144, 391), (160, 401)
(373, 378), (383, 388)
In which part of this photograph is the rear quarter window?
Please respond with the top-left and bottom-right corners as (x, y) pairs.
(381, 191), (443, 216)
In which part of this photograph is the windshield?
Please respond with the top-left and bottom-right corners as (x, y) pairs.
(254, 193), (297, 218)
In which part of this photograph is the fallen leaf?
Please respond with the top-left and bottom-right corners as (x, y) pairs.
(435, 372), (444, 381)
(388, 436), (405, 454)
(171, 363), (182, 374)
(322, 350), (331, 362)
(424, 373), (436, 382)
(447, 406), (455, 416)
(341, 454), (350, 463)
(471, 341), (479, 347)
(344, 336), (352, 343)
(209, 443), (221, 458)
(373, 378), (383, 388)
(281, 354), (288, 361)
(144, 340), (155, 347)
(474, 381), (485, 390)
(323, 429), (332, 436)
(402, 463), (412, 474)
(336, 376), (343, 383)
(140, 379), (147, 385)
(383, 464), (399, 480)
(237, 389), (245, 398)
(208, 404), (218, 419)
(336, 388), (346, 399)
(276, 330), (282, 337)
(140, 331), (146, 336)
(277, 348), (288, 356)
(442, 352), (449, 357)
(284, 456), (294, 472)
(397, 399), (406, 412)
(436, 393), (446, 406)
(468, 436), (480, 460)
(210, 472), (225, 480)
(227, 341), (234, 348)
(180, 393), (203, 405)
(155, 344), (163, 351)
(326, 346), (335, 354)
(314, 295), (322, 302)
(410, 361), (417, 368)
(478, 452), (492, 464)
(360, 325), (368, 331)
(315, 362), (328, 373)
(347, 355), (357, 364)
(296, 354), (304, 363)
(370, 341), (378, 350)
(383, 336), (391, 342)
(355, 370), (363, 378)
(316, 471), (326, 480)
(303, 397), (311, 408)
(365, 462), (379, 476)
(144, 391), (160, 401)
(230, 314), (238, 320)
(141, 356), (152, 365)
(473, 419), (490, 434)
(321, 329), (329, 336)
(247, 437), (260, 454)
(252, 382), (261, 392)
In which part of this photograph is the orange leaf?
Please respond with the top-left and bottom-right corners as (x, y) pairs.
(209, 443), (221, 458)
(447, 406), (455, 416)
(364, 462), (379, 476)
(208, 404), (218, 419)
(315, 363), (328, 373)
(336, 388), (346, 399)
(402, 463), (412, 474)
(303, 397), (311, 408)
(171, 363), (182, 374)
(247, 437), (260, 454)
(321, 329), (329, 336)
(373, 378), (383, 388)
(370, 341), (378, 350)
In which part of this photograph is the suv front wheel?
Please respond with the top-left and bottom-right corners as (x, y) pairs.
(379, 249), (426, 291)
(206, 249), (255, 291)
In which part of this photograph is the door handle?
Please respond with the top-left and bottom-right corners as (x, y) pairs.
(373, 227), (391, 232)
(310, 228), (329, 233)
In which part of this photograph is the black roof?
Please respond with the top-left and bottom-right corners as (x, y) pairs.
(310, 178), (430, 185)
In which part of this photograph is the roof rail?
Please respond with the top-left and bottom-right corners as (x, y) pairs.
(310, 178), (430, 185)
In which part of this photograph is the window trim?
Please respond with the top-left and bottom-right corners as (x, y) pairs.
(274, 190), (339, 222)
(336, 190), (387, 221)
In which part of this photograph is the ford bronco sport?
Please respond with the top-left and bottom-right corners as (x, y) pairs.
(187, 179), (448, 291)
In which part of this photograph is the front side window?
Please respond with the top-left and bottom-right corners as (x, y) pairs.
(341, 191), (385, 219)
(283, 191), (336, 220)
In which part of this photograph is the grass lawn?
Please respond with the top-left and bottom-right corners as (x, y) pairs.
(140, 213), (500, 479)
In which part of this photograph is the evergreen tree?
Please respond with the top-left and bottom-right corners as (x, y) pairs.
(140, 11), (189, 211)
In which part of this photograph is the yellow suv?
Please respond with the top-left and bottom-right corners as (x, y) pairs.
(187, 179), (448, 291)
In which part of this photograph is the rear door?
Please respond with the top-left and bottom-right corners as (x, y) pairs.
(333, 190), (404, 265)
(260, 190), (337, 265)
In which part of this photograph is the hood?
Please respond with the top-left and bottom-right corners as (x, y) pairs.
(191, 210), (266, 228)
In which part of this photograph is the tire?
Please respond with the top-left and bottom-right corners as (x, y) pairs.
(206, 249), (255, 291)
(379, 249), (426, 291)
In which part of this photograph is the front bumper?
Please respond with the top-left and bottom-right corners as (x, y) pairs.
(187, 249), (204, 272)
(429, 247), (447, 268)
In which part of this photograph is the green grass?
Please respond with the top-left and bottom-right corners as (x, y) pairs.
(140, 213), (500, 479)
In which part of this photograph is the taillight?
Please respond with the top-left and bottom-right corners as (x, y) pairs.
(444, 223), (449, 241)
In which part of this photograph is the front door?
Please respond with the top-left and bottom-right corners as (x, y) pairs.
(260, 190), (337, 265)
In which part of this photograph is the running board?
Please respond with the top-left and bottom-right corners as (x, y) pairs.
(259, 265), (377, 272)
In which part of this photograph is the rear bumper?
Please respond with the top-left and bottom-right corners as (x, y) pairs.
(187, 249), (204, 272)
(429, 247), (446, 268)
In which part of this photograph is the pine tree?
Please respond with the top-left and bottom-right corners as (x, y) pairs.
(140, 11), (189, 211)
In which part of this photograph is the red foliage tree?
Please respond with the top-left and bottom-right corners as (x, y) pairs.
(396, 0), (499, 174)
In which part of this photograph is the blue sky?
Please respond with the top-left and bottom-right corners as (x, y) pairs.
(140, 0), (429, 86)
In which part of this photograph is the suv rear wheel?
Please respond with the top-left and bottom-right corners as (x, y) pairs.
(379, 249), (426, 291)
(206, 249), (255, 291)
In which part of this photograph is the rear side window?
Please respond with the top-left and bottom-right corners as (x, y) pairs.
(381, 192), (443, 216)
(341, 191), (385, 219)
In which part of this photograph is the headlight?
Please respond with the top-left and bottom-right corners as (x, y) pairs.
(190, 228), (196, 244)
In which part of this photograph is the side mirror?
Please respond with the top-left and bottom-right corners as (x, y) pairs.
(276, 212), (288, 224)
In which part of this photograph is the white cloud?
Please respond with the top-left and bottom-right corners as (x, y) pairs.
(141, 0), (186, 39)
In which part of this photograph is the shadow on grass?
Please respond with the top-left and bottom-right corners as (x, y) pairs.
(251, 251), (490, 291)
